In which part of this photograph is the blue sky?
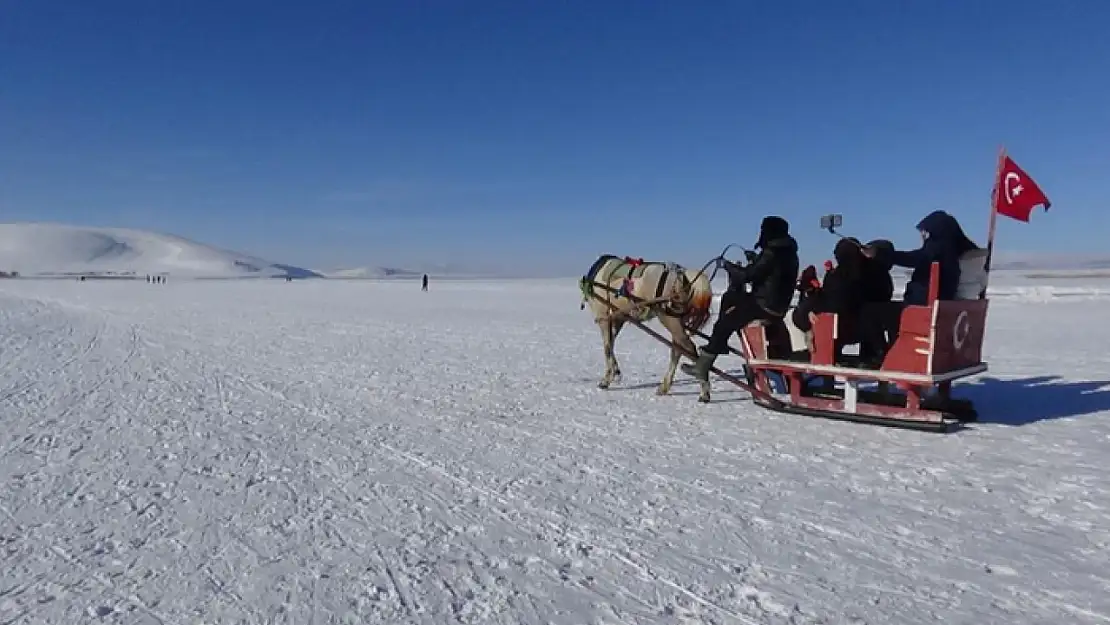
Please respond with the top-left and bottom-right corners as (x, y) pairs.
(2, 1), (1107, 275)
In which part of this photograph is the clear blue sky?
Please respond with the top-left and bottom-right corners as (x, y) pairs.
(2, 1), (1107, 275)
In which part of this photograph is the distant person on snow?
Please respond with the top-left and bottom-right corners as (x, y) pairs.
(682, 216), (799, 382)
(422, 274), (429, 291)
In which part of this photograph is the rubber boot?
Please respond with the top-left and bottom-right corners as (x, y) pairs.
(681, 349), (718, 382)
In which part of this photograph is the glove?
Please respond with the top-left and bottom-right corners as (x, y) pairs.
(744, 250), (758, 263)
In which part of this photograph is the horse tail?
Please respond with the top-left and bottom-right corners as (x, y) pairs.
(682, 268), (714, 332)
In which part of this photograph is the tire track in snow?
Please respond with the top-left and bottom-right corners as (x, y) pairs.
(376, 439), (763, 625)
(0, 310), (106, 407)
(136, 336), (684, 623)
(4, 282), (1108, 624)
(92, 299), (994, 623)
(87, 318), (588, 624)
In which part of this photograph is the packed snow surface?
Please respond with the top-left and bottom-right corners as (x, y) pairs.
(0, 222), (319, 278)
(1, 278), (1108, 624)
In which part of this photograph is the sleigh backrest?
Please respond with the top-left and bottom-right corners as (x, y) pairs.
(956, 248), (989, 300)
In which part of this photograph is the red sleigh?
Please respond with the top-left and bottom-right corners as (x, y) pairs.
(737, 250), (989, 431)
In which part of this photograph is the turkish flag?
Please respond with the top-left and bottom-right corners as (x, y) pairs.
(993, 155), (1051, 222)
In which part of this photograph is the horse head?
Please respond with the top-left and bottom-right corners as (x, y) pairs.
(680, 268), (714, 332)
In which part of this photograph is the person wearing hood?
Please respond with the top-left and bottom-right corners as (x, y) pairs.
(790, 237), (867, 355)
(860, 239), (895, 304)
(683, 216), (800, 381)
(858, 210), (978, 367)
(865, 210), (978, 305)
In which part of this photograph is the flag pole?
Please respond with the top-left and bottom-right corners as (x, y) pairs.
(980, 145), (1007, 298)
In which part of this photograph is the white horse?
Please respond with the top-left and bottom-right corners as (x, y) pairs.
(580, 255), (714, 395)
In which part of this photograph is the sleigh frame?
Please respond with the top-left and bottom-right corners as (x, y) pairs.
(736, 250), (990, 432)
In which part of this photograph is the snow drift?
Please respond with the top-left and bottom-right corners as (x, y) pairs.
(0, 222), (321, 279)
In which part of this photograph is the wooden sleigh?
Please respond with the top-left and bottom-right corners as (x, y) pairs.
(736, 250), (990, 432)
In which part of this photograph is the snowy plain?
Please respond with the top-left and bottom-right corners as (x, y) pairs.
(1, 275), (1109, 625)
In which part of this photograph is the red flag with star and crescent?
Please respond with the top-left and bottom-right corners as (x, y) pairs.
(993, 155), (1051, 222)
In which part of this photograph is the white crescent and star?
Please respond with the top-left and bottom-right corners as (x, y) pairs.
(1003, 172), (1024, 204)
(952, 310), (971, 350)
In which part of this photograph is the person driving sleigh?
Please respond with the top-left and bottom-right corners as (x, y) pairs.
(682, 216), (799, 382)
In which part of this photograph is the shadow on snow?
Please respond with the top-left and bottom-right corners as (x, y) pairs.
(960, 375), (1110, 426)
(590, 369), (753, 404)
(588, 373), (1110, 425)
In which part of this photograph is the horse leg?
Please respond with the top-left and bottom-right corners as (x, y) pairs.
(657, 314), (698, 396)
(610, 318), (625, 382)
(597, 316), (621, 389)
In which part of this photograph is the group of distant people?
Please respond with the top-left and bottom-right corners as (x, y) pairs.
(146, 275), (166, 283)
(682, 210), (979, 381)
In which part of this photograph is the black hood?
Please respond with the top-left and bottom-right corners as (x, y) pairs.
(762, 231), (798, 254)
(833, 237), (862, 266)
(916, 210), (978, 254)
(756, 216), (790, 249)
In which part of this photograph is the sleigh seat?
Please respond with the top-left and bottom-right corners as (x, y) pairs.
(738, 317), (793, 361)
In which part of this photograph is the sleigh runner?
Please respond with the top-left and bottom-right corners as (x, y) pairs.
(580, 148), (1052, 433)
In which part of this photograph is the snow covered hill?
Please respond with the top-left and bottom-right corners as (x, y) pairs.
(0, 222), (322, 279)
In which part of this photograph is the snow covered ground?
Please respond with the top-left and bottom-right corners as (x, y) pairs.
(1, 277), (1108, 624)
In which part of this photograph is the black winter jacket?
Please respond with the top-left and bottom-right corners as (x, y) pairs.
(724, 235), (800, 316)
(892, 210), (978, 305)
(815, 265), (863, 314)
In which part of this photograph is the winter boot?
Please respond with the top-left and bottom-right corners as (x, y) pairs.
(681, 348), (718, 382)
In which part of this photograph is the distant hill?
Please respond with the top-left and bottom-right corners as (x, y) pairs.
(322, 266), (424, 279)
(992, 255), (1110, 271)
(0, 222), (323, 279)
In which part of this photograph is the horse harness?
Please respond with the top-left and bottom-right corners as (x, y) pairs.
(581, 255), (695, 319)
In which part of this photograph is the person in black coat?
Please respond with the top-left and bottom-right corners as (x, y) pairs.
(864, 210), (978, 305)
(791, 237), (867, 334)
(855, 238), (897, 365)
(860, 239), (895, 304)
(683, 216), (800, 382)
(857, 211), (978, 367)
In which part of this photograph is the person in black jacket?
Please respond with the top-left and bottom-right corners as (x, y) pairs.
(791, 237), (866, 334)
(864, 210), (977, 305)
(858, 211), (978, 367)
(682, 216), (799, 382)
(856, 238), (897, 365)
(860, 239), (895, 304)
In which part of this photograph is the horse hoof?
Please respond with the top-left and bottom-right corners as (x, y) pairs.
(655, 385), (669, 396)
(698, 394), (710, 403)
(598, 381), (610, 390)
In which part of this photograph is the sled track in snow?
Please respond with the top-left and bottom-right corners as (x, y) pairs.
(0, 311), (108, 407)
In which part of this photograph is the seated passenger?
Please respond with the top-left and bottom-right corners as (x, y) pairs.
(858, 211), (978, 367)
(857, 238), (897, 365)
(865, 210), (978, 305)
(791, 237), (866, 337)
(860, 239), (895, 304)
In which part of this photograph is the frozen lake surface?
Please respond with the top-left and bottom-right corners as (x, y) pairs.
(1, 278), (1108, 624)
